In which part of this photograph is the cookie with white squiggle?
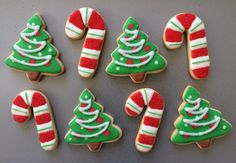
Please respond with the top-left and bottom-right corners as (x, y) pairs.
(106, 17), (167, 83)
(171, 85), (232, 149)
(5, 13), (64, 81)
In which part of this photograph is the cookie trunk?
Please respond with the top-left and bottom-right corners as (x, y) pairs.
(196, 139), (211, 148)
(26, 72), (41, 81)
(87, 142), (102, 152)
(130, 72), (146, 83)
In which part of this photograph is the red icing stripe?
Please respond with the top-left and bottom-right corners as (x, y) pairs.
(84, 38), (104, 51)
(130, 91), (145, 108)
(191, 47), (208, 58)
(88, 10), (105, 30)
(31, 92), (46, 107)
(69, 10), (85, 29)
(80, 57), (98, 69)
(149, 93), (164, 109)
(13, 115), (28, 123)
(125, 106), (138, 117)
(138, 134), (155, 145)
(39, 130), (55, 143)
(192, 67), (209, 79)
(35, 113), (51, 125)
(143, 116), (160, 127)
(190, 30), (206, 41)
(13, 96), (28, 108)
(176, 13), (196, 30)
(165, 28), (182, 42)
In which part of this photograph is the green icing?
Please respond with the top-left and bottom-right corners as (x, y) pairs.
(171, 86), (232, 145)
(4, 13), (63, 74)
(106, 17), (167, 76)
(64, 89), (122, 145)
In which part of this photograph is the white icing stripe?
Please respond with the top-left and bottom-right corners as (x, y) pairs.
(190, 37), (207, 49)
(81, 48), (100, 59)
(80, 8), (93, 26)
(191, 61), (210, 70)
(88, 29), (105, 36)
(145, 108), (163, 119)
(65, 21), (84, 38)
(189, 17), (205, 33)
(33, 104), (48, 113)
(11, 108), (29, 116)
(37, 121), (53, 131)
(141, 124), (158, 135)
(136, 142), (152, 152)
(41, 139), (56, 148)
(191, 56), (209, 63)
(166, 17), (184, 32)
(78, 66), (94, 77)
(164, 41), (183, 48)
(126, 99), (143, 114)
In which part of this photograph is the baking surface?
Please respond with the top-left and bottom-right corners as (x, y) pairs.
(0, 0), (236, 162)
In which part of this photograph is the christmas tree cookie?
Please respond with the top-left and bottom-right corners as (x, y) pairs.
(5, 13), (64, 81)
(64, 89), (122, 152)
(106, 17), (167, 83)
(171, 86), (232, 149)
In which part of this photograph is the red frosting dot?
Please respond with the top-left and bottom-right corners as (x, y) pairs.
(80, 103), (87, 107)
(29, 59), (36, 64)
(144, 45), (150, 52)
(87, 128), (93, 132)
(128, 24), (134, 30)
(20, 53), (25, 57)
(187, 112), (193, 117)
(36, 31), (40, 36)
(140, 58), (146, 63)
(183, 134), (190, 138)
(97, 117), (103, 123)
(135, 34), (140, 40)
(204, 114), (209, 119)
(75, 133), (80, 138)
(125, 35), (129, 38)
(45, 61), (51, 67)
(104, 130), (110, 136)
(90, 108), (95, 112)
(126, 59), (133, 64)
(36, 44), (41, 48)
(192, 125), (199, 129)
(209, 124), (214, 128)
(132, 46), (137, 50)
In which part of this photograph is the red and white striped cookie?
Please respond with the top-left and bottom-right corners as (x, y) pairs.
(163, 13), (210, 79)
(11, 90), (58, 151)
(125, 88), (164, 152)
(65, 7), (106, 78)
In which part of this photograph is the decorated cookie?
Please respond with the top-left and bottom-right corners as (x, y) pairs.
(163, 13), (210, 79)
(106, 17), (167, 83)
(65, 8), (106, 78)
(171, 86), (232, 149)
(125, 88), (164, 152)
(5, 13), (64, 81)
(64, 89), (122, 152)
(11, 90), (58, 151)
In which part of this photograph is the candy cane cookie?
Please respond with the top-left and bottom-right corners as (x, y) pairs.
(163, 13), (210, 79)
(125, 88), (164, 152)
(65, 8), (106, 78)
(11, 90), (58, 151)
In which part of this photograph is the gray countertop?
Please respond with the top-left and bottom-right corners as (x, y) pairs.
(0, 0), (235, 162)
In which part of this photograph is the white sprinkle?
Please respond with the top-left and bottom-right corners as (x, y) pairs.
(189, 96), (192, 99)
(120, 57), (124, 61)
(33, 38), (37, 41)
(184, 123), (188, 127)
(85, 95), (88, 99)
(48, 48), (52, 52)
(38, 52), (42, 56)
(116, 66), (120, 71)
(214, 115), (218, 119)
(69, 138), (72, 141)
(80, 127), (84, 130)
(154, 60), (159, 64)
(32, 22), (36, 26)
(222, 125), (227, 129)
(28, 45), (32, 49)
(85, 137), (88, 140)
